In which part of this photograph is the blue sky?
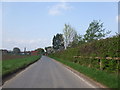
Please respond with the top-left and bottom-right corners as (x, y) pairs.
(2, 2), (118, 51)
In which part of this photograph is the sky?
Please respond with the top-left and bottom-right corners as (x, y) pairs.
(1, 1), (119, 51)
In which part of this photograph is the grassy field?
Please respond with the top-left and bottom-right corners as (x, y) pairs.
(49, 56), (118, 88)
(2, 54), (31, 60)
(1, 55), (41, 77)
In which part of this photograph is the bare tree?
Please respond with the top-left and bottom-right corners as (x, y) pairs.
(63, 24), (77, 49)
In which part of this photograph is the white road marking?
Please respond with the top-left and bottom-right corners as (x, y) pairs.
(0, 86), (2, 90)
(51, 58), (97, 88)
(64, 67), (96, 88)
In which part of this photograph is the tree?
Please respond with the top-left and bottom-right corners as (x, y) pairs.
(84, 20), (111, 42)
(63, 24), (77, 49)
(13, 47), (21, 55)
(52, 33), (64, 51)
(1, 49), (8, 55)
(69, 33), (85, 47)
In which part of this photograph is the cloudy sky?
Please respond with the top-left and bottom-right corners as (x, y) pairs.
(1, 1), (118, 51)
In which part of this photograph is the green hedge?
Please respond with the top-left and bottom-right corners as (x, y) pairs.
(49, 35), (119, 73)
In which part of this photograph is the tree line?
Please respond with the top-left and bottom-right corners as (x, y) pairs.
(1, 47), (45, 55)
(45, 20), (111, 53)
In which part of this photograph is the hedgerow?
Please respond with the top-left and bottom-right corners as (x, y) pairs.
(49, 35), (120, 73)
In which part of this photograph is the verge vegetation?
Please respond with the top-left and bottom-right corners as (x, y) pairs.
(49, 56), (118, 88)
(49, 35), (119, 73)
(1, 55), (41, 77)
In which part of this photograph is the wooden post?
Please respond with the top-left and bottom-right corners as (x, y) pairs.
(99, 59), (103, 70)
(89, 58), (92, 68)
(117, 60), (120, 75)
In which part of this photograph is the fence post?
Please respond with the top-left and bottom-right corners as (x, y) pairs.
(117, 60), (120, 74)
(99, 59), (103, 70)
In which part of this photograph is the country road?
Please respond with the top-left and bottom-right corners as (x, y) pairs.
(3, 56), (100, 88)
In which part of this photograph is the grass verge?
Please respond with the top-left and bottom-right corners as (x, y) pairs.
(2, 55), (41, 77)
(49, 56), (118, 88)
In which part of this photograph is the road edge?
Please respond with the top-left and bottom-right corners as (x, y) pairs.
(48, 56), (108, 88)
(2, 56), (41, 86)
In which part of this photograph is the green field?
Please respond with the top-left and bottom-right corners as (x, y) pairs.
(49, 56), (118, 88)
(1, 55), (41, 77)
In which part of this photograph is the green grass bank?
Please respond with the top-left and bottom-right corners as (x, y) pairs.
(1, 55), (41, 77)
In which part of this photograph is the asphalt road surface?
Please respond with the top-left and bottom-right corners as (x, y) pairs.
(3, 56), (99, 88)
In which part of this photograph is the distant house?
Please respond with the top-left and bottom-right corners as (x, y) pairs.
(45, 47), (55, 54)
(31, 51), (38, 56)
(20, 51), (31, 55)
(0, 49), (8, 55)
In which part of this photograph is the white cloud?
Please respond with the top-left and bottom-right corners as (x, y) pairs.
(48, 2), (72, 16)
